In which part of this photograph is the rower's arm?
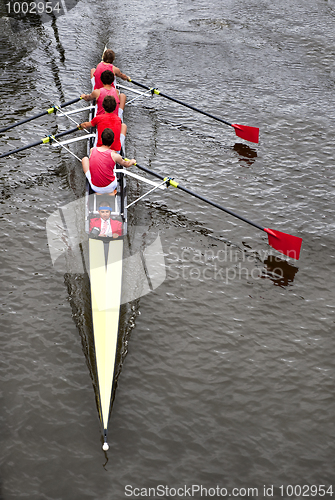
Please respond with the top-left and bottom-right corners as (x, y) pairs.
(112, 151), (135, 167)
(79, 121), (92, 129)
(113, 66), (130, 81)
(81, 89), (99, 101)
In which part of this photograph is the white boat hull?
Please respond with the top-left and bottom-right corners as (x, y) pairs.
(89, 237), (124, 435)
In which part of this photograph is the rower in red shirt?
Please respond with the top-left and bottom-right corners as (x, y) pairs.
(82, 128), (136, 195)
(91, 49), (130, 90)
(79, 96), (126, 151)
(81, 70), (126, 120)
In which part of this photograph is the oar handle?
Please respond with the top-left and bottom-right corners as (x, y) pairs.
(59, 97), (82, 108)
(0, 126), (80, 159)
(0, 97), (81, 134)
(128, 80), (150, 92)
(129, 79), (232, 127)
(54, 127), (80, 139)
(132, 161), (265, 232)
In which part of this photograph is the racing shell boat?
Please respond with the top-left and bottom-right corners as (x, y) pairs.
(43, 68), (166, 451)
(84, 88), (127, 451)
(81, 55), (168, 451)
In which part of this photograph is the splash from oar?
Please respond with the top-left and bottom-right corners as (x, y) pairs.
(128, 79), (259, 144)
(127, 161), (302, 260)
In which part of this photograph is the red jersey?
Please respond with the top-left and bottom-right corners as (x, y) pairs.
(94, 62), (115, 90)
(90, 113), (121, 150)
(97, 87), (120, 116)
(89, 147), (116, 187)
(89, 217), (123, 236)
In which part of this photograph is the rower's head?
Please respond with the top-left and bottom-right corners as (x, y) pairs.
(103, 49), (115, 64)
(98, 201), (111, 221)
(102, 95), (116, 114)
(101, 128), (115, 147)
(101, 70), (115, 86)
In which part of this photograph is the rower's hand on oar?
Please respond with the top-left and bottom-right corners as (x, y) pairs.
(112, 153), (136, 168)
(79, 121), (91, 130)
(80, 94), (89, 101)
(124, 158), (136, 168)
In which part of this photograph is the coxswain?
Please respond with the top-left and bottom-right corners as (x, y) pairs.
(82, 128), (136, 195)
(81, 70), (126, 120)
(90, 200), (123, 238)
(91, 49), (129, 90)
(79, 95), (125, 151)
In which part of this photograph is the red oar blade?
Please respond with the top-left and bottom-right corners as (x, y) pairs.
(264, 228), (302, 260)
(232, 124), (259, 144)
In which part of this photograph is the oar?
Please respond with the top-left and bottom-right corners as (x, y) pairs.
(128, 79), (259, 144)
(128, 160), (302, 260)
(0, 97), (81, 134)
(0, 127), (80, 159)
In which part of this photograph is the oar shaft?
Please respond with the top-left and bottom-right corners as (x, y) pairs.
(0, 111), (52, 134)
(158, 92), (232, 127)
(54, 127), (80, 139)
(177, 184), (264, 231)
(129, 79), (232, 127)
(0, 127), (79, 159)
(133, 162), (264, 232)
(0, 97), (81, 134)
(0, 139), (45, 158)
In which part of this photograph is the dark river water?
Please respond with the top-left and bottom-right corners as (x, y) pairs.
(1, 0), (335, 498)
